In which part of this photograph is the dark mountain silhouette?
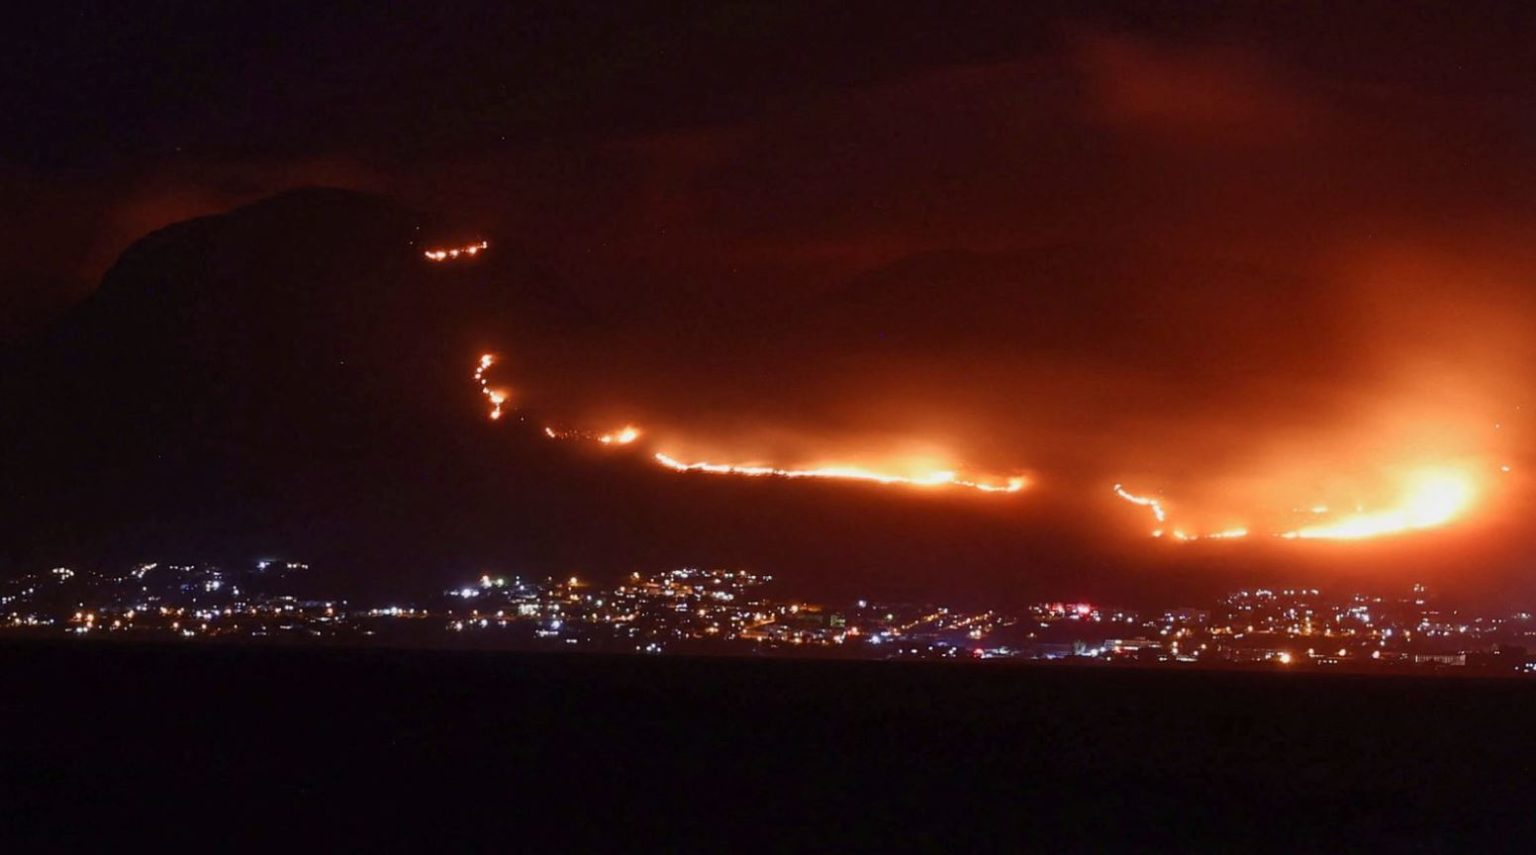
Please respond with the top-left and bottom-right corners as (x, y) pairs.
(0, 189), (1106, 601)
(0, 188), (564, 586)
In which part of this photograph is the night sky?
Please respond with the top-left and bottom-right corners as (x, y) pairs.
(5, 2), (1536, 604)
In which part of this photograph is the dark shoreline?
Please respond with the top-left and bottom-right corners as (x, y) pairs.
(2, 631), (1526, 682)
(3, 638), (1533, 849)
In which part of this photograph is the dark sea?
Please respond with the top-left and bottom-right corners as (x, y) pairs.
(2, 640), (1532, 851)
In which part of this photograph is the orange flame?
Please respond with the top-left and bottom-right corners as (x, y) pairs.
(1113, 484), (1167, 524)
(1110, 484), (1247, 541)
(424, 240), (488, 262)
(543, 425), (642, 446)
(474, 353), (511, 420)
(653, 452), (1026, 494)
(599, 426), (641, 445)
(1116, 465), (1481, 542)
(472, 354), (1025, 495)
(1281, 468), (1476, 540)
(467, 354), (1503, 539)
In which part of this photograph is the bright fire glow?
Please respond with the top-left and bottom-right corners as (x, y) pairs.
(424, 240), (489, 262)
(473, 353), (511, 420)
(1113, 484), (1167, 523)
(1281, 469), (1476, 540)
(600, 426), (641, 445)
(1117, 465), (1481, 542)
(474, 356), (1024, 496)
(653, 453), (1027, 494)
(543, 425), (642, 446)
(1160, 527), (1247, 542)
(466, 353), (1497, 536)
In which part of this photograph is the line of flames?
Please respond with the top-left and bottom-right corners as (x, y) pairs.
(424, 240), (488, 262)
(474, 352), (1493, 539)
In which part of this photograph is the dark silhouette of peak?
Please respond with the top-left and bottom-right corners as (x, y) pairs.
(0, 189), (545, 579)
(78, 188), (421, 332)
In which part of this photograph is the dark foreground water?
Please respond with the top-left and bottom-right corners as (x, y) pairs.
(2, 640), (1533, 850)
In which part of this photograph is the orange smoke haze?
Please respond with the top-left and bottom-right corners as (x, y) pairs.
(468, 345), (1519, 543)
(14, 5), (1536, 597)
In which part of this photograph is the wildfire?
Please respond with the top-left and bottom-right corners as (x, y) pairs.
(464, 354), (1496, 538)
(600, 426), (641, 446)
(472, 356), (1024, 495)
(1113, 484), (1167, 528)
(653, 453), (1027, 494)
(1281, 469), (1476, 540)
(1115, 465), (1481, 542)
(543, 425), (643, 446)
(424, 240), (489, 262)
(473, 353), (511, 420)
(1149, 525), (1247, 543)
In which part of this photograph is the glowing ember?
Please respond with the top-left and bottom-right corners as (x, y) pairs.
(424, 240), (489, 262)
(653, 453), (1026, 494)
